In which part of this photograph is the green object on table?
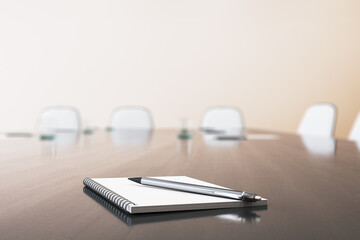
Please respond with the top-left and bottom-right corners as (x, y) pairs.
(40, 134), (55, 141)
(83, 129), (94, 135)
(178, 129), (192, 140)
(106, 126), (114, 132)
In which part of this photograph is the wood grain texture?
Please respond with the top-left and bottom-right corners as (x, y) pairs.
(0, 130), (360, 240)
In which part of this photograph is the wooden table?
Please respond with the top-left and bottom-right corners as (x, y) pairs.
(1, 130), (360, 240)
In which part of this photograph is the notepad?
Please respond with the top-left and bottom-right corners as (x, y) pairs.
(83, 176), (267, 214)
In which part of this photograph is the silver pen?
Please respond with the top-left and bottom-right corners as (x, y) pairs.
(128, 177), (262, 202)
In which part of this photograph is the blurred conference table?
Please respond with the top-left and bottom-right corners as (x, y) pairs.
(1, 129), (360, 240)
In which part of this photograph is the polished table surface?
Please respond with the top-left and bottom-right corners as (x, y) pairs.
(1, 129), (360, 240)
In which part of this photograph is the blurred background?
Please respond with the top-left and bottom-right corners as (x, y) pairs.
(0, 0), (359, 138)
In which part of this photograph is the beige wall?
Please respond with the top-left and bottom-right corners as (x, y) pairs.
(1, 0), (359, 139)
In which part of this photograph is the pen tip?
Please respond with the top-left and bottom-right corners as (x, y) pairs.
(255, 196), (262, 201)
(128, 177), (142, 184)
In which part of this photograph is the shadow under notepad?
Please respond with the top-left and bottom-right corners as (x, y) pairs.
(83, 187), (266, 226)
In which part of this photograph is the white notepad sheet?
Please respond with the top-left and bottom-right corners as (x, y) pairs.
(91, 176), (267, 213)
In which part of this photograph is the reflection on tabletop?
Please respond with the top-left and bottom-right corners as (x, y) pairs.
(111, 129), (152, 147)
(348, 139), (360, 151)
(53, 131), (80, 147)
(301, 135), (336, 156)
(40, 131), (80, 157)
(177, 138), (193, 155)
(83, 187), (266, 226)
(246, 134), (279, 140)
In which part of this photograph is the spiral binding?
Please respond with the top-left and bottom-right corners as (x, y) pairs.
(83, 178), (135, 213)
(83, 187), (134, 226)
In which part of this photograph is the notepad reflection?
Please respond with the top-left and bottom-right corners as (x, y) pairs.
(83, 187), (266, 225)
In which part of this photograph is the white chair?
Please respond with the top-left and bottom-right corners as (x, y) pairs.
(201, 107), (245, 134)
(349, 113), (360, 142)
(37, 106), (81, 132)
(110, 107), (153, 130)
(297, 103), (337, 137)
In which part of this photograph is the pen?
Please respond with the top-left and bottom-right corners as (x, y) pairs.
(128, 177), (262, 202)
(199, 127), (225, 134)
(6, 132), (34, 138)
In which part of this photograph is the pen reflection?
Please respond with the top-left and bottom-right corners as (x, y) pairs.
(216, 211), (261, 224)
(83, 187), (265, 226)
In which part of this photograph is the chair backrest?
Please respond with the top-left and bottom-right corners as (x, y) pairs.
(110, 107), (153, 130)
(37, 106), (81, 132)
(349, 113), (360, 142)
(201, 107), (245, 130)
(297, 103), (337, 137)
